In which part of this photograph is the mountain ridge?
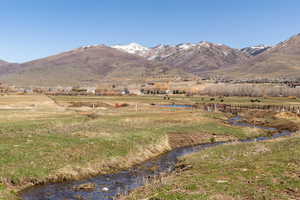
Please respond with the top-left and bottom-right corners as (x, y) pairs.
(0, 45), (172, 86)
(111, 43), (150, 57)
(240, 45), (271, 56)
(221, 33), (300, 79)
(1, 33), (300, 86)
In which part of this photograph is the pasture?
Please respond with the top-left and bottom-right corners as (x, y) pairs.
(0, 94), (299, 199)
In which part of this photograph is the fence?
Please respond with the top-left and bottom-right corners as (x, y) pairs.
(203, 103), (300, 114)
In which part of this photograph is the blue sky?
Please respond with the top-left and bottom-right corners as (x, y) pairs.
(1, 0), (300, 63)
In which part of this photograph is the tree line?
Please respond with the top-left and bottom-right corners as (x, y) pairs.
(200, 84), (300, 97)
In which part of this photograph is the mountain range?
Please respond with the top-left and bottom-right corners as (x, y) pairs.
(1, 33), (300, 86)
(222, 34), (300, 79)
(124, 42), (251, 74)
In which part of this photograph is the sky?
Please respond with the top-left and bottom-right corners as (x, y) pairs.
(1, 0), (300, 63)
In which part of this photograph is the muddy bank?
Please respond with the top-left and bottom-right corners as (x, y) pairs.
(168, 132), (236, 149)
(239, 110), (300, 132)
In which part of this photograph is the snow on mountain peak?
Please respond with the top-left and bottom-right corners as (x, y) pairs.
(111, 43), (150, 56)
(176, 41), (221, 49)
(241, 45), (271, 56)
(176, 43), (195, 50)
(173, 42), (218, 50)
(111, 41), (232, 61)
(250, 45), (269, 49)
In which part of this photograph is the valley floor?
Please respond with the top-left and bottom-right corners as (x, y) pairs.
(0, 95), (299, 199)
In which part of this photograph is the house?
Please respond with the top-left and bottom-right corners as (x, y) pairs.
(129, 89), (142, 95)
(86, 87), (96, 94)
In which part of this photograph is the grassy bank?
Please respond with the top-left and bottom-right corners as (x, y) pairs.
(126, 135), (300, 200)
(125, 110), (300, 200)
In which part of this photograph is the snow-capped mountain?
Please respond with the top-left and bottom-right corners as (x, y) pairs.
(111, 41), (250, 74)
(111, 43), (150, 57)
(240, 45), (271, 56)
(143, 42), (226, 61)
(3, 32), (300, 86)
(141, 41), (250, 74)
(111, 42), (270, 60)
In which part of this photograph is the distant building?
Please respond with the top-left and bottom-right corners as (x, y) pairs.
(24, 88), (33, 93)
(86, 87), (96, 94)
(129, 89), (142, 95)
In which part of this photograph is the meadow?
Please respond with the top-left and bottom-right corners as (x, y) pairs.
(0, 95), (299, 199)
(126, 135), (300, 200)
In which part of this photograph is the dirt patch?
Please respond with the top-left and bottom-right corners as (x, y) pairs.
(241, 110), (300, 132)
(268, 119), (299, 132)
(168, 132), (236, 149)
(241, 110), (275, 120)
(115, 103), (129, 108)
(0, 95), (60, 110)
(69, 102), (112, 108)
(275, 112), (300, 119)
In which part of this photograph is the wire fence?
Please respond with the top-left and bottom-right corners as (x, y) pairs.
(202, 103), (300, 114)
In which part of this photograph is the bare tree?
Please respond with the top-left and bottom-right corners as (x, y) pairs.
(200, 84), (300, 97)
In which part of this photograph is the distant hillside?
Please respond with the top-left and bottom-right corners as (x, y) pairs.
(222, 34), (300, 79)
(0, 59), (21, 77)
(0, 45), (173, 86)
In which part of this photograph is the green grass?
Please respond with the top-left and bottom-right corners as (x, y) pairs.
(0, 112), (160, 181)
(127, 136), (300, 200)
(52, 95), (300, 109)
(190, 96), (300, 105)
(1, 95), (263, 200)
(0, 95), (298, 200)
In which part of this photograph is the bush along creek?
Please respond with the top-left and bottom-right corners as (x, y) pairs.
(20, 116), (294, 200)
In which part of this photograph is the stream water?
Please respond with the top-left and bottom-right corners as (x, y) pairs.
(158, 104), (193, 108)
(21, 116), (292, 200)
